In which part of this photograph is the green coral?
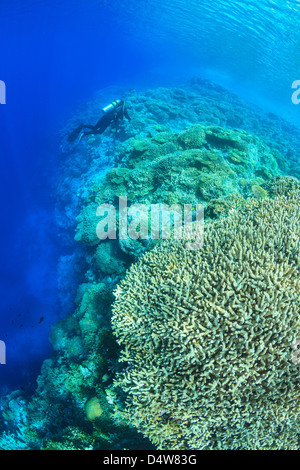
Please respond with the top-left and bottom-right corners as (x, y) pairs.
(94, 241), (127, 276)
(111, 188), (300, 450)
(251, 184), (268, 199)
(205, 193), (245, 219)
(263, 175), (300, 197)
(177, 125), (206, 149)
(74, 203), (100, 246)
(74, 124), (282, 255)
(205, 126), (249, 150)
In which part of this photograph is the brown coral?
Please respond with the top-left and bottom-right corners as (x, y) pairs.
(111, 189), (300, 450)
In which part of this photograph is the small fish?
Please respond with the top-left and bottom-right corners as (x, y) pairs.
(39, 317), (44, 324)
(102, 373), (111, 383)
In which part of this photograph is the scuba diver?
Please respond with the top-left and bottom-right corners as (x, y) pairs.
(68, 99), (131, 144)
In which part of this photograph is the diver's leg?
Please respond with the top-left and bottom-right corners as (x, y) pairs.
(83, 120), (110, 137)
(82, 124), (108, 137)
(81, 124), (97, 130)
(94, 114), (112, 134)
(68, 123), (96, 142)
(76, 116), (110, 138)
(82, 129), (96, 136)
(70, 116), (112, 142)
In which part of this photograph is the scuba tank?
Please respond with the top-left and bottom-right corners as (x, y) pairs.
(102, 99), (122, 113)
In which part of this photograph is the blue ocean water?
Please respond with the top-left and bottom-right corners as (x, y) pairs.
(0, 0), (299, 449)
(0, 0), (161, 393)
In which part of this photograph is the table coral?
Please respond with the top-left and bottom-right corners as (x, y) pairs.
(112, 187), (300, 450)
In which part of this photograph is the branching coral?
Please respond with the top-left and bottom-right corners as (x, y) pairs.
(111, 188), (300, 450)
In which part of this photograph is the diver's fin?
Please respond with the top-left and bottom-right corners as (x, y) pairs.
(68, 129), (80, 142)
(71, 131), (85, 150)
(68, 125), (83, 142)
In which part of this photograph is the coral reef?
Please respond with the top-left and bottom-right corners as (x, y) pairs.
(1, 79), (300, 450)
(112, 188), (300, 450)
(73, 123), (283, 279)
(54, 79), (300, 299)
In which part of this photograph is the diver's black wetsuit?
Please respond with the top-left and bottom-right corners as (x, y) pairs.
(68, 100), (131, 142)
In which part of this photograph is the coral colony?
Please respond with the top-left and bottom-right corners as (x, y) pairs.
(112, 181), (300, 449)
